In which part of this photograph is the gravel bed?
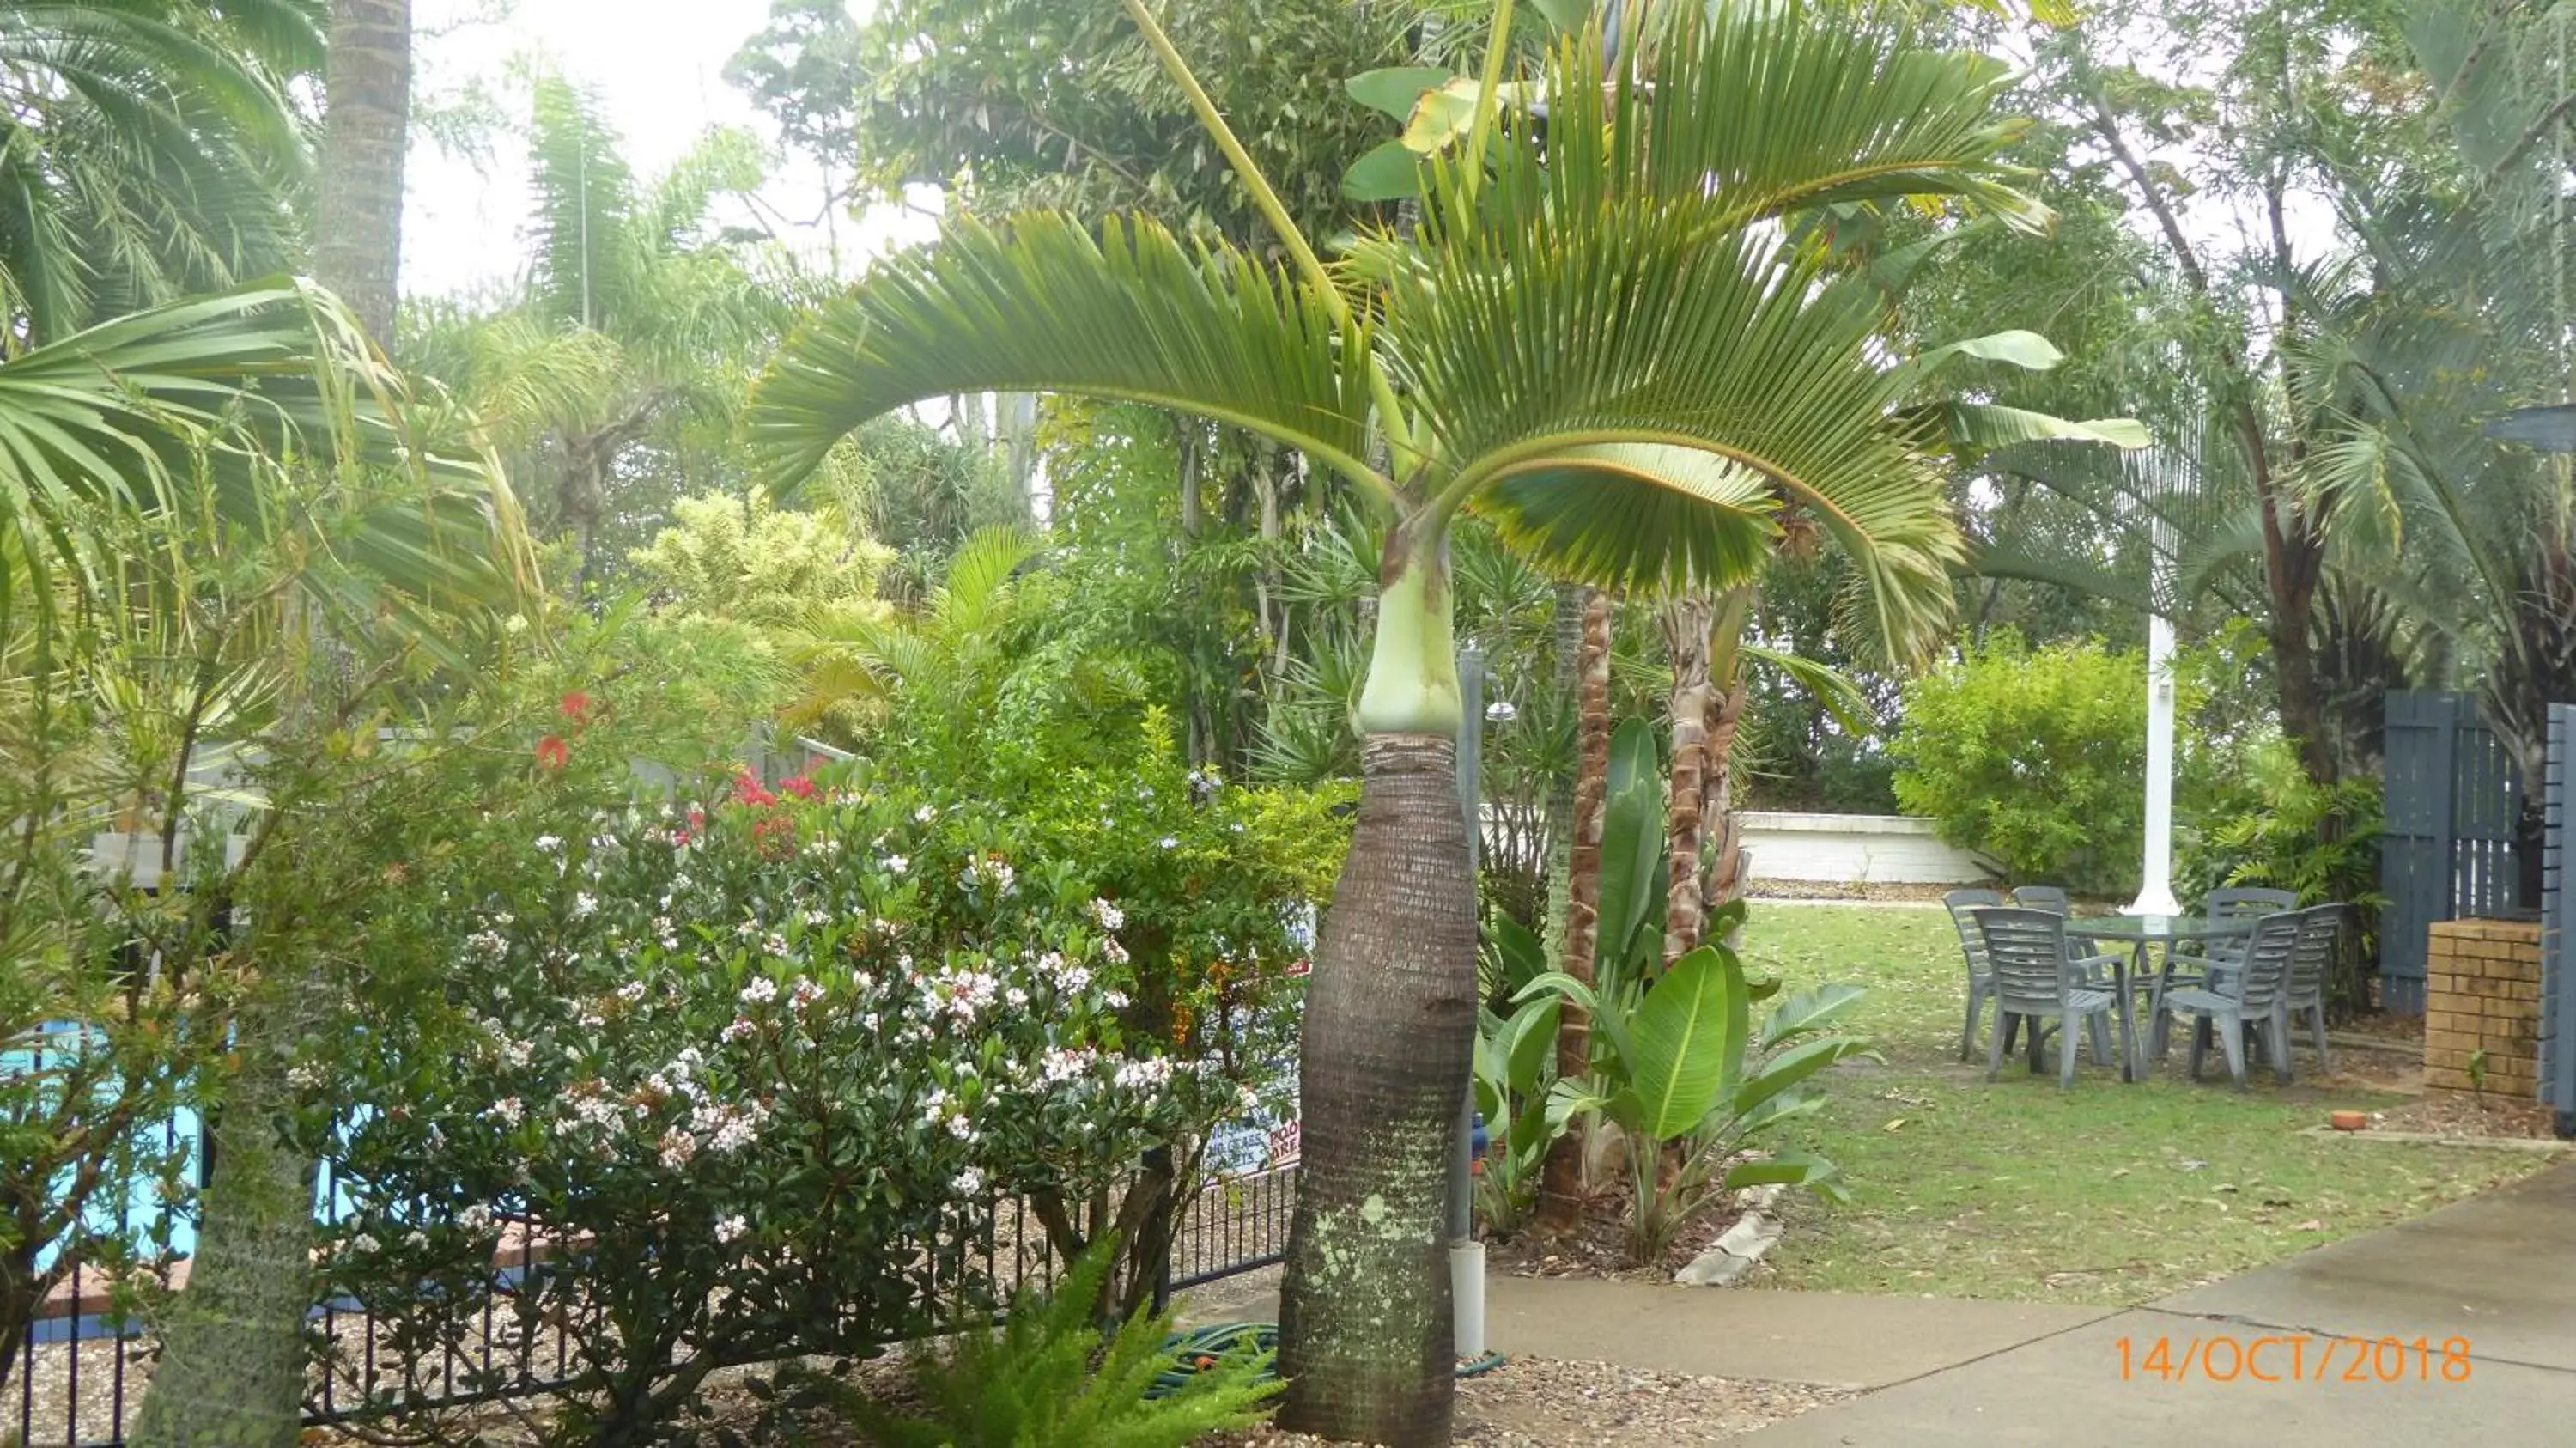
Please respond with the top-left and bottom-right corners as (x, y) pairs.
(1210, 1356), (1852, 1446)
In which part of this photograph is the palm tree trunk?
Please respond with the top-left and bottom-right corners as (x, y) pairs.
(1537, 588), (1612, 1232)
(130, 981), (325, 1448)
(134, 9), (412, 1439)
(312, 0), (412, 347)
(1703, 588), (1756, 914)
(1661, 593), (1716, 964)
(1279, 532), (1476, 1448)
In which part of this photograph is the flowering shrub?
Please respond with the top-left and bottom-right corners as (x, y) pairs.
(311, 715), (1343, 1443)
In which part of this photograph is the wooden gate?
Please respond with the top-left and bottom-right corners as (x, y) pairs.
(2380, 691), (2525, 1013)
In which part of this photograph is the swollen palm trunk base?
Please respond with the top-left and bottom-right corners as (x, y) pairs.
(1278, 733), (1479, 1448)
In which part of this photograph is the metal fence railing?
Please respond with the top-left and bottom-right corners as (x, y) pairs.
(13, 1161), (1297, 1448)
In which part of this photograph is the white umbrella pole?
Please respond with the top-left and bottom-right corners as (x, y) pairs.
(2129, 517), (2182, 917)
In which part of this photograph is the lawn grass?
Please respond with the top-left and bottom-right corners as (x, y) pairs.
(1733, 902), (2556, 1305)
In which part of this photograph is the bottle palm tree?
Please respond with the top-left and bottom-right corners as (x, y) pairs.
(750, 5), (2039, 1440)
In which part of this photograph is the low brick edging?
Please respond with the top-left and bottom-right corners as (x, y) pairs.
(2424, 918), (2544, 1097)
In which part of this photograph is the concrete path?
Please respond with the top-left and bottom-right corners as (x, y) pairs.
(1182, 1165), (2576, 1441)
(1738, 1161), (2576, 1445)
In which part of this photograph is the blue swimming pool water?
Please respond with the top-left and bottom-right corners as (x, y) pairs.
(11, 1024), (367, 1270)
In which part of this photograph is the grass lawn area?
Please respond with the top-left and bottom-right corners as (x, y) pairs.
(1734, 902), (2557, 1306)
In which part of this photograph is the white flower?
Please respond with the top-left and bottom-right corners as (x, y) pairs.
(1103, 939), (1129, 966)
(467, 929), (508, 959)
(789, 977), (825, 1009)
(739, 976), (780, 1005)
(497, 1038), (533, 1068)
(617, 981), (647, 1003)
(1005, 986), (1028, 1008)
(883, 854), (909, 876)
(764, 932), (790, 958)
(571, 892), (598, 918)
(404, 1230), (430, 1250)
(1090, 899), (1126, 932)
(457, 1203), (494, 1231)
(1103, 989), (1129, 1011)
(715, 1214), (749, 1244)
(1113, 1057), (1176, 1091)
(915, 805), (937, 823)
(952, 1167), (985, 1196)
(484, 1097), (525, 1127)
(657, 1129), (699, 1169)
(348, 1232), (382, 1256)
(287, 1063), (322, 1091)
(721, 1016), (758, 1042)
(945, 1114), (975, 1141)
(534, 835), (562, 854)
(1157, 836), (1179, 850)
(804, 908), (830, 927)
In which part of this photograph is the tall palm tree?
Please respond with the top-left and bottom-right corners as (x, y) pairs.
(314, 0), (412, 346)
(0, 282), (536, 1448)
(0, 1), (318, 349)
(750, 5), (2036, 1439)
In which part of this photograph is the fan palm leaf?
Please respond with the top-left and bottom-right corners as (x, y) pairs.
(0, 280), (537, 650)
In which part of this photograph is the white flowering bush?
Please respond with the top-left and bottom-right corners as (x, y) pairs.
(308, 725), (1341, 1445)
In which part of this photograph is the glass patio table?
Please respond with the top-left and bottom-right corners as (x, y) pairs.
(2063, 915), (2258, 1081)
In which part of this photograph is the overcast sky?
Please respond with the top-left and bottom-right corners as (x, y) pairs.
(404, 0), (933, 301)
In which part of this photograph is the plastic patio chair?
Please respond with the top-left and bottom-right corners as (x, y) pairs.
(2281, 903), (2342, 1076)
(2152, 909), (2304, 1091)
(1944, 888), (2010, 1062)
(2152, 886), (2302, 1024)
(2010, 885), (2073, 916)
(1971, 907), (2131, 1089)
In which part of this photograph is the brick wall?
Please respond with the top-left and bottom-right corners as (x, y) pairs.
(2424, 918), (2543, 1097)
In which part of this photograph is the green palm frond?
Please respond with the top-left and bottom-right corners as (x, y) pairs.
(0, 0), (315, 344)
(749, 213), (1388, 496)
(1624, 2), (2047, 234)
(0, 280), (537, 647)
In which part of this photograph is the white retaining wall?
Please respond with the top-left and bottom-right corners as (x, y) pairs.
(1738, 812), (1996, 885)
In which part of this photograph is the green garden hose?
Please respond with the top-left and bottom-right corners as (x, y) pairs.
(1150, 1323), (1508, 1398)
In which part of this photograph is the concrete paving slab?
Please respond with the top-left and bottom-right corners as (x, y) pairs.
(1181, 1273), (2108, 1389)
(1481, 1279), (2109, 1389)
(2153, 1162), (2576, 1372)
(1735, 1311), (2576, 1446)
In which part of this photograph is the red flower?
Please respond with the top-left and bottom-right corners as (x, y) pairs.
(780, 772), (818, 800)
(535, 735), (571, 771)
(732, 770), (779, 809)
(560, 691), (597, 727)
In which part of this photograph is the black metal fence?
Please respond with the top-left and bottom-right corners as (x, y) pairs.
(12, 1162), (1296, 1448)
(2380, 691), (2528, 1013)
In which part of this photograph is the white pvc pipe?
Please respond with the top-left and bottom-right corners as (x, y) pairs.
(2129, 515), (2182, 918)
(1450, 1240), (1486, 1360)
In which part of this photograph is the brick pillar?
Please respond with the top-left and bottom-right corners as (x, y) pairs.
(2423, 919), (2544, 1097)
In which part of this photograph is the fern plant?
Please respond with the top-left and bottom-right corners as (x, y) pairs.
(847, 1240), (1277, 1448)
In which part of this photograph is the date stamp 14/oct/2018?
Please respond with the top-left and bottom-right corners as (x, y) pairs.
(2117, 1335), (2474, 1384)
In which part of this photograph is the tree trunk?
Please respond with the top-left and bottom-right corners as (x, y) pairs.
(134, 9), (412, 1439)
(130, 983), (325, 1448)
(1536, 585), (1585, 962)
(1279, 532), (1475, 1448)
(1537, 589), (1612, 1233)
(1661, 594), (1715, 965)
(312, 0), (412, 347)
(1702, 588), (1756, 915)
(999, 391), (1039, 520)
